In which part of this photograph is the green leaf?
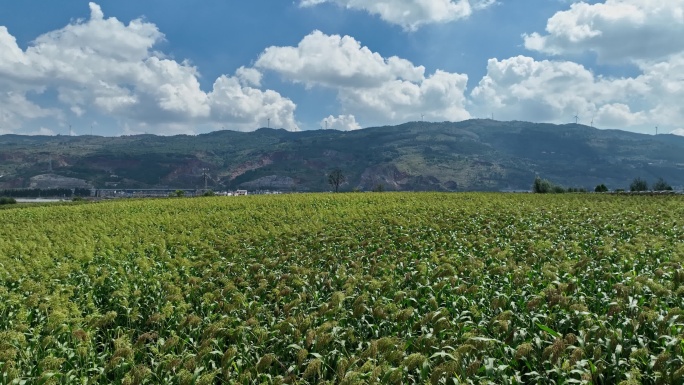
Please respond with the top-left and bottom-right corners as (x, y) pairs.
(536, 323), (561, 338)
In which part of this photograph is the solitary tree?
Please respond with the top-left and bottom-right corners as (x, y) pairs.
(630, 177), (649, 192)
(328, 169), (346, 193)
(652, 177), (673, 191)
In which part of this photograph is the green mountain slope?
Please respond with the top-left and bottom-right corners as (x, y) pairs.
(1, 120), (683, 191)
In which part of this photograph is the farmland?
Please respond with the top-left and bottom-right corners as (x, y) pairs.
(1, 193), (683, 384)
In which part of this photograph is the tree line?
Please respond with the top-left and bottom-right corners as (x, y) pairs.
(533, 176), (674, 194)
(0, 188), (92, 198)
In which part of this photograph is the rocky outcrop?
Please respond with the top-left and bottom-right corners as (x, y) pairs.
(230, 156), (274, 180)
(358, 165), (410, 191)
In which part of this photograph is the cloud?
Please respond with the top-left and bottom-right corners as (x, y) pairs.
(257, 31), (470, 125)
(299, 0), (496, 30)
(208, 75), (298, 130)
(496, 1), (684, 132)
(524, 0), (684, 63)
(321, 114), (361, 130)
(339, 70), (470, 123)
(671, 128), (684, 136)
(0, 91), (61, 129)
(0, 3), (298, 134)
(235, 66), (263, 87)
(470, 55), (684, 130)
(257, 31), (425, 88)
(27, 127), (56, 136)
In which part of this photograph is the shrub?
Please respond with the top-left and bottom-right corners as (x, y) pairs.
(552, 185), (567, 194)
(532, 177), (552, 193)
(0, 197), (17, 205)
(533, 177), (566, 194)
(594, 184), (609, 193)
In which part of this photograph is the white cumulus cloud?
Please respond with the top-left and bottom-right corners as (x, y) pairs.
(299, 0), (496, 31)
(208, 75), (298, 130)
(524, 0), (684, 63)
(235, 66), (263, 87)
(321, 115), (361, 130)
(257, 31), (425, 88)
(494, 0), (684, 132)
(670, 128), (684, 136)
(470, 54), (684, 130)
(257, 31), (470, 126)
(0, 2), (298, 134)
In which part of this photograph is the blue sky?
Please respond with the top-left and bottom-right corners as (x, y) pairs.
(1, 0), (683, 136)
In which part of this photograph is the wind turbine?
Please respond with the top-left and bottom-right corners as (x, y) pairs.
(573, 114), (579, 124)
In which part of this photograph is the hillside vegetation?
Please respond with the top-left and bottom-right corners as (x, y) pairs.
(1, 120), (683, 191)
(1, 193), (683, 383)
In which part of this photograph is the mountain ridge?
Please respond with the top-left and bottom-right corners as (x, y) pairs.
(1, 120), (683, 192)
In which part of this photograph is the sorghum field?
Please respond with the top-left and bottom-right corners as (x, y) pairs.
(1, 193), (683, 384)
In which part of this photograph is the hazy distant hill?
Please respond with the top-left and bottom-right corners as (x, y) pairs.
(1, 120), (683, 192)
